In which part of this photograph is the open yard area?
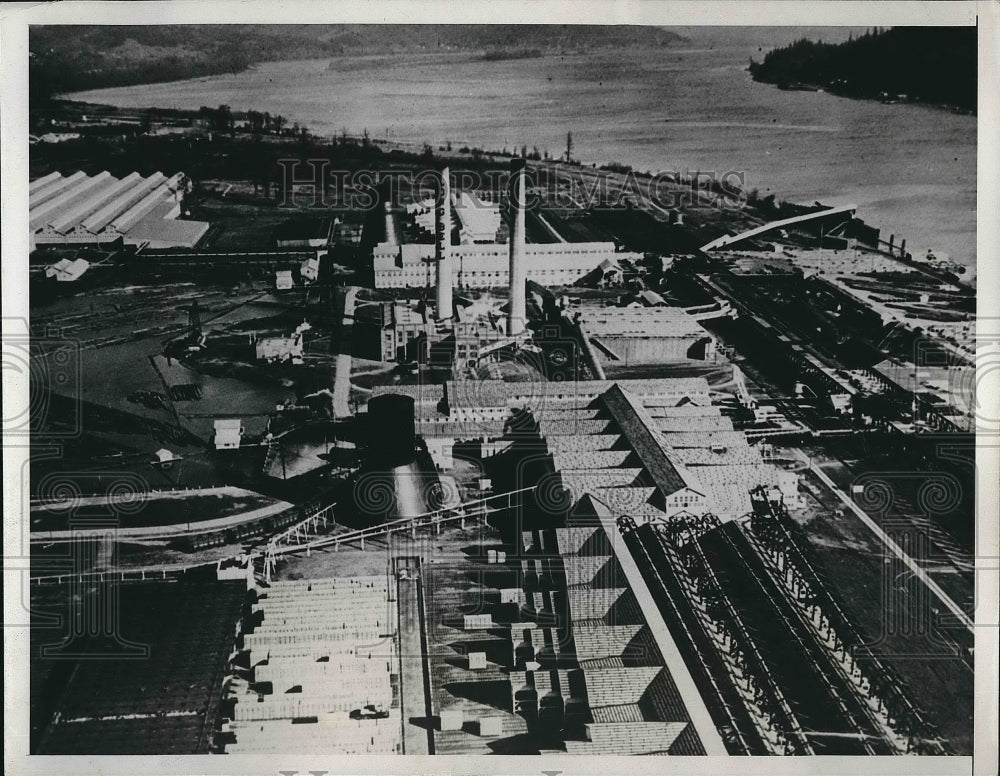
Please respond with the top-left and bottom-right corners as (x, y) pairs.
(776, 447), (974, 754)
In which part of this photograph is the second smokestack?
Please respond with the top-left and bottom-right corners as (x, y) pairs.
(507, 159), (527, 336)
(435, 166), (453, 321)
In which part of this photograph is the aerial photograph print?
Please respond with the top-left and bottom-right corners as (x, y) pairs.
(3, 4), (996, 774)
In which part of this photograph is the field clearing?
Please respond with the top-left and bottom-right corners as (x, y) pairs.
(782, 463), (974, 753)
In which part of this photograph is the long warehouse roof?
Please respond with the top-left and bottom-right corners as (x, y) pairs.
(29, 170), (207, 249)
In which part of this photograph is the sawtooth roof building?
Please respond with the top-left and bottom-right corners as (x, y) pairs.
(373, 240), (643, 290)
(368, 376), (796, 522)
(374, 186), (641, 290)
(29, 170), (209, 249)
(366, 375), (804, 754)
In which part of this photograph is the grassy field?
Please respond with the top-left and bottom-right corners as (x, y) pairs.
(783, 463), (974, 753)
(188, 194), (295, 251)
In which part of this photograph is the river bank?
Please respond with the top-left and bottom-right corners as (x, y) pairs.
(61, 31), (976, 281)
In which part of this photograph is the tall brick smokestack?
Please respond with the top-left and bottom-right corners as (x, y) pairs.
(507, 159), (527, 336)
(435, 166), (453, 321)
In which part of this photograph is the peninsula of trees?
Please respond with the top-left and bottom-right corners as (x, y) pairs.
(748, 27), (976, 113)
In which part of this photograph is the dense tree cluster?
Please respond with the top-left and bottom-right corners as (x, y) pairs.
(748, 27), (976, 112)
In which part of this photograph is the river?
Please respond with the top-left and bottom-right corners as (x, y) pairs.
(67, 26), (977, 279)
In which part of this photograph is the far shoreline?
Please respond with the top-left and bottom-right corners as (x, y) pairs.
(37, 83), (976, 287)
(748, 72), (976, 117)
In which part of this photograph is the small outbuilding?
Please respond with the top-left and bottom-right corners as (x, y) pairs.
(46, 257), (90, 282)
(275, 270), (293, 291)
(213, 418), (244, 450)
(152, 448), (178, 467)
(300, 255), (321, 284)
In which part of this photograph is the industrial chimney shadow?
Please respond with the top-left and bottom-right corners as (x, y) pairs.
(446, 638), (513, 666)
(462, 569), (518, 589)
(408, 715), (437, 731)
(486, 732), (541, 755)
(459, 544), (511, 562)
(442, 679), (512, 712)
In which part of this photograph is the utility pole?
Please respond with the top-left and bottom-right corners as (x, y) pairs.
(565, 131), (573, 164)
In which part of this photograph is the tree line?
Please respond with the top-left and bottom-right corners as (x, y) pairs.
(748, 27), (976, 113)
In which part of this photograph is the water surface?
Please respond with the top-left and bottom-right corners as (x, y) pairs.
(68, 27), (976, 277)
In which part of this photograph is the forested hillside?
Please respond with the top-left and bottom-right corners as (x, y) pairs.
(29, 25), (685, 103)
(748, 27), (976, 112)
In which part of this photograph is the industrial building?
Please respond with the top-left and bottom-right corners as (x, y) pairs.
(213, 418), (244, 450)
(373, 162), (641, 291)
(407, 189), (505, 245)
(380, 302), (434, 362)
(44, 257), (89, 282)
(426, 512), (724, 755)
(372, 160), (691, 383)
(363, 375), (801, 521)
(274, 270), (293, 290)
(300, 255), (320, 283)
(223, 576), (401, 754)
(341, 374), (809, 754)
(537, 384), (798, 520)
(371, 376), (796, 520)
(390, 374), (907, 756)
(254, 322), (309, 364)
(373, 241), (640, 290)
(574, 305), (717, 365)
(371, 160), (711, 383)
(372, 377), (713, 423)
(379, 296), (524, 370)
(250, 383), (736, 754)
(29, 170), (209, 249)
(372, 162), (537, 374)
(454, 190), (504, 243)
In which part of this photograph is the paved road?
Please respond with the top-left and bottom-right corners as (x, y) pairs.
(333, 286), (360, 419)
(397, 558), (432, 755)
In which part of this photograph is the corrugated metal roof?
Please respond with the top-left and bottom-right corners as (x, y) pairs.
(29, 171), (86, 208)
(672, 445), (763, 466)
(445, 377), (709, 408)
(544, 434), (622, 453)
(645, 404), (721, 417)
(78, 171), (153, 233)
(579, 306), (705, 338)
(31, 172), (111, 230)
(127, 215), (209, 248)
(601, 384), (688, 496)
(657, 430), (748, 449)
(639, 289), (668, 306)
(682, 463), (785, 516)
(110, 174), (176, 233)
(28, 171), (200, 247)
(656, 415), (734, 433)
(29, 170), (62, 193)
(48, 173), (125, 234)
